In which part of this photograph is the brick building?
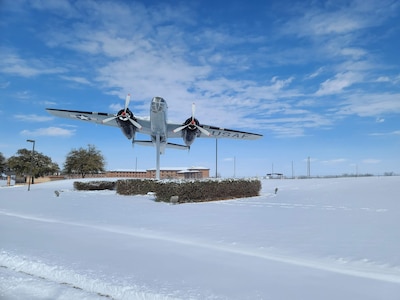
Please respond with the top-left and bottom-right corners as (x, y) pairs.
(105, 167), (209, 179)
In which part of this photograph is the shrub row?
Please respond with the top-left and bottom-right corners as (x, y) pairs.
(73, 181), (116, 191)
(116, 178), (261, 203)
(115, 179), (157, 195)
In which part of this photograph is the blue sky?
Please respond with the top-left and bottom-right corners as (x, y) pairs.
(1, 0), (399, 177)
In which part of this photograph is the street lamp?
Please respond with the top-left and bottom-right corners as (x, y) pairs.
(26, 139), (35, 191)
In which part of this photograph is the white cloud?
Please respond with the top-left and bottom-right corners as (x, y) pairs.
(283, 0), (396, 38)
(376, 76), (390, 82)
(307, 67), (325, 79)
(15, 114), (54, 122)
(315, 72), (362, 96)
(370, 130), (400, 136)
(0, 49), (65, 77)
(60, 76), (92, 85)
(340, 47), (367, 59)
(15, 90), (32, 100)
(376, 75), (400, 84)
(20, 127), (75, 137)
(338, 93), (400, 117)
(41, 100), (57, 106)
(362, 159), (381, 164)
(223, 157), (235, 162)
(30, 0), (77, 16)
(321, 158), (347, 165)
(0, 81), (10, 89)
(109, 103), (123, 112)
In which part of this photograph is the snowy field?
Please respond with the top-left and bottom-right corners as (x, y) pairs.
(1, 176), (400, 300)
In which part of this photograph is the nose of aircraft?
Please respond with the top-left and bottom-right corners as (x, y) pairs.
(151, 97), (166, 113)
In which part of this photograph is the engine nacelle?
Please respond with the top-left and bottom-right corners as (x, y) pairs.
(181, 117), (201, 146)
(116, 108), (137, 140)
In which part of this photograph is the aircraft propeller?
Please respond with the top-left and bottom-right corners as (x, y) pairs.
(102, 94), (142, 129)
(173, 103), (210, 136)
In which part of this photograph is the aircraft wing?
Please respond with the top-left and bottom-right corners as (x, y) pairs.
(46, 108), (152, 133)
(200, 125), (263, 140)
(46, 108), (117, 126)
(167, 122), (262, 140)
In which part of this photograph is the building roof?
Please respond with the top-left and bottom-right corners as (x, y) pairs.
(146, 167), (209, 172)
(108, 169), (147, 173)
(177, 170), (200, 174)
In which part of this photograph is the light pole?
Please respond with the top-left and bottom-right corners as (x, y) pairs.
(215, 139), (218, 178)
(26, 139), (35, 191)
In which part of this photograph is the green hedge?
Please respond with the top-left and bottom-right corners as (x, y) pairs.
(73, 179), (261, 203)
(116, 179), (157, 195)
(116, 178), (261, 203)
(73, 181), (116, 191)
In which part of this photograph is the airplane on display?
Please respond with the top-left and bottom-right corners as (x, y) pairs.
(46, 95), (263, 179)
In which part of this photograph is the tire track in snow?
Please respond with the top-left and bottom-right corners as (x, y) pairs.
(0, 265), (114, 299)
(217, 198), (389, 213)
(2, 210), (400, 285)
(0, 252), (181, 300)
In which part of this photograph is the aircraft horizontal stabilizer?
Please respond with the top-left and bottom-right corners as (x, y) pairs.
(134, 140), (188, 150)
(133, 141), (154, 147)
(166, 143), (189, 150)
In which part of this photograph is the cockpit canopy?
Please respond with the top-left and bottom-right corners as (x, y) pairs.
(151, 97), (167, 113)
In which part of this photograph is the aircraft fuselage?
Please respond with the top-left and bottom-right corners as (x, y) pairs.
(150, 97), (168, 154)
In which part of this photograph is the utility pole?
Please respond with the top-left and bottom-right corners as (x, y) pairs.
(233, 156), (236, 178)
(26, 139), (35, 191)
(215, 139), (218, 178)
(307, 156), (311, 178)
(292, 161), (294, 179)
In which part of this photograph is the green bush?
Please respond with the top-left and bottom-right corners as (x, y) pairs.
(73, 178), (261, 203)
(116, 179), (157, 195)
(116, 178), (261, 203)
(73, 181), (116, 191)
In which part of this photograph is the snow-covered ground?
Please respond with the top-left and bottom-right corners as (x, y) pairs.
(1, 176), (400, 299)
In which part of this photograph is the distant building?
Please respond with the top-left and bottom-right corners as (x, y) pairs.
(105, 167), (210, 179)
(105, 170), (148, 179)
(266, 173), (283, 179)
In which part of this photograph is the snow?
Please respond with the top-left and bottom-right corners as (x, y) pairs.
(1, 176), (400, 299)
